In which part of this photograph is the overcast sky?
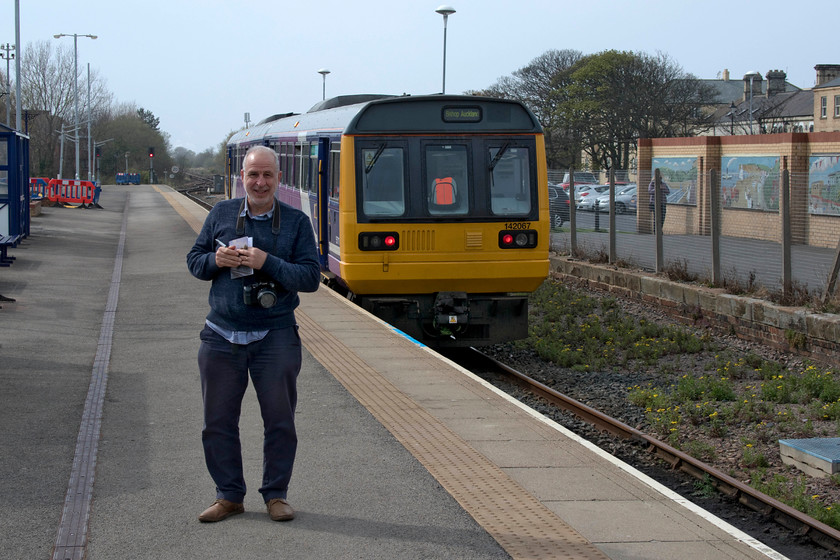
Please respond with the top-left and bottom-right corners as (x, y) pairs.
(4, 0), (834, 152)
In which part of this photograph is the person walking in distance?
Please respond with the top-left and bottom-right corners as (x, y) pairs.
(187, 145), (320, 522)
(648, 176), (671, 233)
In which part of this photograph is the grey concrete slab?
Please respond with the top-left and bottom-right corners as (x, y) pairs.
(1, 186), (509, 560)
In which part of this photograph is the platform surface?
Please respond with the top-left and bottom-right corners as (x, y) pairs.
(0, 184), (787, 559)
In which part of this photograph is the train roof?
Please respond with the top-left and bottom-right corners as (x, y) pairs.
(227, 94), (541, 146)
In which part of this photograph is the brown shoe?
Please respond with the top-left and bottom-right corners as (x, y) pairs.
(198, 499), (244, 522)
(266, 498), (295, 521)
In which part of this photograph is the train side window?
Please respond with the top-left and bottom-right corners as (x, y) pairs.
(294, 143), (304, 189)
(425, 144), (469, 216)
(330, 149), (340, 199)
(489, 145), (531, 217)
(361, 146), (405, 217)
(308, 143), (318, 192)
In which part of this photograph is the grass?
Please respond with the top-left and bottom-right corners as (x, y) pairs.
(524, 279), (840, 530)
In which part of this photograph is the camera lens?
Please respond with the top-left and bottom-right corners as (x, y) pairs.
(257, 288), (277, 308)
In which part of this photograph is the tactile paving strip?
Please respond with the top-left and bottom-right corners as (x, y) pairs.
(297, 310), (608, 560)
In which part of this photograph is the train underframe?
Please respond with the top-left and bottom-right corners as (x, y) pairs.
(350, 291), (529, 348)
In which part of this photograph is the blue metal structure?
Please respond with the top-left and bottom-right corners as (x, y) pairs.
(0, 123), (30, 246)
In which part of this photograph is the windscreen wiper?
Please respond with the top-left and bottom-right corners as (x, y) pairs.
(365, 144), (386, 174)
(488, 142), (510, 171)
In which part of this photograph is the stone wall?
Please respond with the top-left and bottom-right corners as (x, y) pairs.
(551, 255), (840, 365)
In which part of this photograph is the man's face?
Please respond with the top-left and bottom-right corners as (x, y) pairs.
(241, 151), (280, 214)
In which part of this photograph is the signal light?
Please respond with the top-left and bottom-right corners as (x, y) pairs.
(359, 231), (399, 251)
(498, 229), (538, 249)
(149, 147), (155, 158)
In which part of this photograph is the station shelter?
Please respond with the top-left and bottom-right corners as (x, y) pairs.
(0, 123), (30, 244)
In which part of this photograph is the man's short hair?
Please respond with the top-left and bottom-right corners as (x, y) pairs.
(244, 145), (279, 172)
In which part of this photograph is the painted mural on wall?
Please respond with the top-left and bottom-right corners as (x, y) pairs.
(721, 156), (780, 210)
(808, 155), (840, 216)
(651, 157), (697, 205)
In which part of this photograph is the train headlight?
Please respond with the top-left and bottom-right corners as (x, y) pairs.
(498, 229), (538, 249)
(359, 231), (400, 251)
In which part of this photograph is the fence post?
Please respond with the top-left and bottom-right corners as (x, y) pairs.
(824, 237), (840, 306)
(608, 167), (616, 264)
(709, 169), (721, 286)
(569, 167), (577, 256)
(781, 169), (792, 299)
(654, 168), (663, 273)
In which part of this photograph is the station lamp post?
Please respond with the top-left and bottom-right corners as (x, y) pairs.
(53, 33), (97, 180)
(318, 68), (330, 100)
(435, 5), (455, 94)
(729, 101), (736, 135)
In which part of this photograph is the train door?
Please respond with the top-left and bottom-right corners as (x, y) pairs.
(316, 137), (330, 269)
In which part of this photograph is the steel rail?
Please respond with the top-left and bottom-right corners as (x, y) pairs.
(470, 347), (840, 555)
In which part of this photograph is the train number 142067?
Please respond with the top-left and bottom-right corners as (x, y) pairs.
(505, 222), (531, 230)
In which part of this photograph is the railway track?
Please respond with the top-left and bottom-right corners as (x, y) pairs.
(175, 184), (839, 556)
(462, 347), (840, 558)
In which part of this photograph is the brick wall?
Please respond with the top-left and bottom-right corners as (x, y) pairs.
(638, 132), (840, 248)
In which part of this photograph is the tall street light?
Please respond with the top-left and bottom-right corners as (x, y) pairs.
(318, 68), (330, 101)
(54, 33), (97, 180)
(435, 5), (455, 94)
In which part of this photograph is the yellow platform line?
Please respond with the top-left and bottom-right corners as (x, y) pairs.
(297, 307), (608, 560)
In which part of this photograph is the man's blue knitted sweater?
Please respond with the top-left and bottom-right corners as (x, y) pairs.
(187, 198), (320, 331)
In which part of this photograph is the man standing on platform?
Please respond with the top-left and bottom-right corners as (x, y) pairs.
(187, 145), (320, 523)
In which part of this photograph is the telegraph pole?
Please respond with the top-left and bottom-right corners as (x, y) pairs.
(0, 43), (14, 127)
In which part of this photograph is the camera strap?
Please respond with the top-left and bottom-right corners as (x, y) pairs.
(234, 198), (282, 261)
(235, 198), (282, 235)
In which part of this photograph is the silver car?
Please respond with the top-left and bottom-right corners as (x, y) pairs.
(574, 184), (609, 210)
(591, 184), (638, 214)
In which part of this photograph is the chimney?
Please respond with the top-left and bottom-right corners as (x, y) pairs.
(743, 72), (762, 101)
(766, 70), (786, 96)
(722, 69), (730, 81)
(815, 64), (840, 86)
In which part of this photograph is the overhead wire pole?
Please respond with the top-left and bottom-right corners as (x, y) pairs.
(53, 33), (97, 180)
(0, 43), (14, 127)
(14, 0), (20, 131)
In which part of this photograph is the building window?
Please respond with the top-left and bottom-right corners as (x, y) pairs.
(821, 96), (827, 118)
(835, 95), (840, 118)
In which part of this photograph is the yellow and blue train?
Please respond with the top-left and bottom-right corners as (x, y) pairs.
(226, 94), (549, 348)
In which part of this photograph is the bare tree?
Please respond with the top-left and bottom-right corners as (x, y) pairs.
(21, 40), (112, 177)
(467, 49), (583, 168)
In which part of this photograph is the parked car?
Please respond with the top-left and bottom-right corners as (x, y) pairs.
(574, 184), (610, 210)
(548, 184), (570, 228)
(592, 184), (638, 214)
(560, 171), (599, 190)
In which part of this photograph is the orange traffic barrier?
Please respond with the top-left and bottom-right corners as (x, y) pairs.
(29, 177), (50, 198)
(47, 179), (96, 205)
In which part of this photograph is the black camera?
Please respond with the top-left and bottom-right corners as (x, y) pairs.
(243, 281), (279, 308)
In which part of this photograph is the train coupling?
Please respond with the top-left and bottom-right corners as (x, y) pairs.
(433, 292), (470, 334)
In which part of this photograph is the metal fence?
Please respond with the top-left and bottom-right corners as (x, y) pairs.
(548, 168), (840, 306)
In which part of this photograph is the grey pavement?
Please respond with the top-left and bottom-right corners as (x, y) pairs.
(0, 185), (508, 560)
(553, 212), (837, 296)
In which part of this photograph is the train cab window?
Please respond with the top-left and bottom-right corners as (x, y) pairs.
(425, 145), (468, 216)
(361, 146), (406, 217)
(489, 145), (531, 217)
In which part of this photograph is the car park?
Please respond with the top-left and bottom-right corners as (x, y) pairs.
(548, 184), (570, 228)
(560, 171), (599, 190)
(574, 184), (610, 210)
(592, 184), (638, 214)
